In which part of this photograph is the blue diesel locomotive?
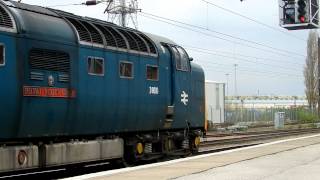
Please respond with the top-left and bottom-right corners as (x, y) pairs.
(0, 1), (205, 172)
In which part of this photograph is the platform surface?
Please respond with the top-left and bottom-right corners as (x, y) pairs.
(65, 134), (320, 180)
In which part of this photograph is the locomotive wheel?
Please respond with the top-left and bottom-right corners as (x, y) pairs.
(123, 142), (144, 166)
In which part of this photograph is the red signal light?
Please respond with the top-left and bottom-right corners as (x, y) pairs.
(299, 16), (305, 22)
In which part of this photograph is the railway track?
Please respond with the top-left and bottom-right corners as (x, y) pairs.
(200, 128), (320, 152)
(205, 128), (320, 138)
(2, 128), (320, 179)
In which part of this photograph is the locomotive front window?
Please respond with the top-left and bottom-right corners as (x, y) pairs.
(120, 61), (133, 78)
(172, 47), (181, 70)
(146, 65), (159, 81)
(176, 47), (189, 71)
(88, 57), (104, 76)
(0, 45), (5, 66)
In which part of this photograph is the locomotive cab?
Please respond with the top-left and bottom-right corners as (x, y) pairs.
(157, 42), (205, 132)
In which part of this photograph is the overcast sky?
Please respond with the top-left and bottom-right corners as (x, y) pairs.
(19, 0), (310, 96)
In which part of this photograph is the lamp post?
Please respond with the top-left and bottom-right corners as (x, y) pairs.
(234, 64), (238, 123)
(234, 64), (238, 97)
(225, 73), (230, 97)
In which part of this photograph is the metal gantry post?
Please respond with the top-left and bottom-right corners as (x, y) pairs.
(234, 64), (238, 97)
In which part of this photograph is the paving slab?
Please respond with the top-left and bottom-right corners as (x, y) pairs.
(177, 142), (320, 180)
(65, 134), (320, 180)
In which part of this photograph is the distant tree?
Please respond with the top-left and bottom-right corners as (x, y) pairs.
(304, 30), (318, 113)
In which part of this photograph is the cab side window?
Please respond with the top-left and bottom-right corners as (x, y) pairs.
(88, 57), (104, 76)
(119, 61), (134, 78)
(146, 65), (159, 81)
(0, 45), (5, 66)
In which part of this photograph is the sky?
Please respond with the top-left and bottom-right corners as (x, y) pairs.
(18, 0), (311, 96)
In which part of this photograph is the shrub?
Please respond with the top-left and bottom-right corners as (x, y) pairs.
(297, 108), (318, 123)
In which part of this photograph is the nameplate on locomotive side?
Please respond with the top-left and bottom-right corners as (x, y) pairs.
(23, 86), (76, 98)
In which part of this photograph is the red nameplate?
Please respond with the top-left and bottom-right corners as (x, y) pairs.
(23, 86), (76, 98)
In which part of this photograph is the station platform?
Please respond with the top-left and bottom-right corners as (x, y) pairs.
(66, 134), (320, 180)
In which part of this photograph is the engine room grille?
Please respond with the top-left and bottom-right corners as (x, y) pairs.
(54, 11), (158, 56)
(80, 21), (103, 45)
(0, 5), (13, 29)
(138, 33), (157, 54)
(29, 49), (70, 73)
(130, 32), (148, 53)
(105, 26), (127, 49)
(95, 24), (117, 48)
(117, 29), (139, 51)
(66, 18), (91, 43)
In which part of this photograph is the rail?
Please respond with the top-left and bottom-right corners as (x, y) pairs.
(200, 128), (320, 152)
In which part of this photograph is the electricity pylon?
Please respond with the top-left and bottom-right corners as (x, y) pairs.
(84, 0), (140, 29)
(104, 0), (140, 29)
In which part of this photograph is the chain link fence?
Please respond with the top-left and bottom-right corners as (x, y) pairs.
(225, 104), (318, 125)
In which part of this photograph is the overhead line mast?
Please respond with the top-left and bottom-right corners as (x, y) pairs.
(84, 0), (140, 29)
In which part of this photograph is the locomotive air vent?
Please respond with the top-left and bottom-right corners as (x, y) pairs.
(129, 31), (148, 53)
(137, 33), (157, 54)
(104, 26), (128, 49)
(117, 29), (139, 51)
(58, 74), (70, 82)
(66, 18), (92, 43)
(29, 49), (70, 73)
(80, 21), (103, 45)
(0, 5), (14, 29)
(56, 12), (157, 55)
(95, 24), (117, 48)
(30, 72), (44, 81)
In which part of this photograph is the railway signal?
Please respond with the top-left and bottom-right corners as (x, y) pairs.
(297, 0), (307, 23)
(279, 0), (320, 30)
(284, 0), (296, 24)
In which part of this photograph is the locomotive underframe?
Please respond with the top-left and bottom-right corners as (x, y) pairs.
(0, 128), (203, 173)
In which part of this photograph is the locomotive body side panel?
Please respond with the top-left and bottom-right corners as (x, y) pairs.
(73, 46), (107, 135)
(189, 63), (206, 129)
(0, 33), (19, 139)
(75, 47), (165, 134)
(137, 55), (163, 131)
(18, 39), (77, 138)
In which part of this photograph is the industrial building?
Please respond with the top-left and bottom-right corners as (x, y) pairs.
(205, 81), (225, 124)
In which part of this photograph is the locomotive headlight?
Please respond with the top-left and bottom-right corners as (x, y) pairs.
(136, 142), (144, 155)
(194, 136), (201, 147)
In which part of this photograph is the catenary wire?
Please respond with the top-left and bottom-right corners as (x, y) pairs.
(186, 47), (303, 72)
(139, 13), (305, 60)
(46, 3), (84, 7)
(140, 11), (305, 58)
(192, 53), (303, 77)
(199, 0), (307, 42)
(183, 45), (305, 66)
(203, 64), (303, 79)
